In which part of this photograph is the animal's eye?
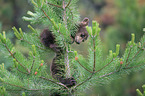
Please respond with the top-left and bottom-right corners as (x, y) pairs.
(80, 34), (85, 38)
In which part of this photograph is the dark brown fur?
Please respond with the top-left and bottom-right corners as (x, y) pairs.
(51, 53), (76, 87)
(40, 17), (89, 87)
(40, 29), (62, 52)
(71, 17), (89, 44)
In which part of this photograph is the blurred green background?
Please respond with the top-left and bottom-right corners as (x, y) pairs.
(0, 0), (145, 96)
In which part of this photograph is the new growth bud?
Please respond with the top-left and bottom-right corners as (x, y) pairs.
(86, 26), (92, 36)
(41, 60), (44, 63)
(0, 77), (4, 82)
(92, 21), (97, 36)
(2, 31), (6, 44)
(74, 51), (78, 57)
(40, 63), (43, 66)
(136, 89), (143, 96)
(51, 18), (58, 30)
(19, 28), (23, 38)
(142, 85), (145, 91)
(35, 71), (37, 75)
(2, 31), (6, 39)
(75, 57), (78, 61)
(109, 50), (113, 57)
(131, 33), (135, 45)
(138, 42), (141, 48)
(2, 63), (4, 70)
(13, 59), (18, 68)
(22, 92), (26, 96)
(0, 86), (6, 95)
(12, 27), (22, 40)
(120, 61), (123, 65)
(27, 11), (36, 17)
(74, 51), (78, 60)
(28, 25), (37, 34)
(116, 44), (120, 56)
(113, 53), (116, 58)
(32, 45), (36, 56)
(0, 32), (7, 44)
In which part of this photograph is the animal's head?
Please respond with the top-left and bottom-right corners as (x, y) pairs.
(74, 17), (89, 44)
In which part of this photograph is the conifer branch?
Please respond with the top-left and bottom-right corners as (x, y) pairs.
(17, 68), (30, 75)
(73, 73), (94, 89)
(47, 2), (62, 9)
(124, 63), (144, 69)
(39, 76), (69, 90)
(126, 47), (132, 63)
(41, 9), (51, 21)
(93, 38), (96, 72)
(126, 47), (142, 67)
(99, 71), (116, 78)
(62, 1), (67, 28)
(65, 0), (72, 8)
(3, 81), (28, 90)
(68, 7), (74, 22)
(4, 44), (30, 73)
(95, 59), (114, 73)
(21, 39), (46, 51)
(76, 60), (93, 73)
(30, 55), (35, 73)
(66, 48), (71, 78)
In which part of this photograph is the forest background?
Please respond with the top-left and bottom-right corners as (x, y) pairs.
(0, 0), (145, 95)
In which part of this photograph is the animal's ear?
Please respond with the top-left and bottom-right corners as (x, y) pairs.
(81, 17), (89, 26)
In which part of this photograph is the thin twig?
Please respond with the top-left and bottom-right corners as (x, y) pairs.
(3, 81), (28, 90)
(41, 9), (51, 21)
(39, 76), (69, 90)
(22, 39), (46, 51)
(47, 2), (62, 9)
(126, 48), (142, 67)
(73, 73), (94, 89)
(93, 38), (96, 72)
(62, 1), (67, 28)
(98, 71), (116, 78)
(94, 59), (113, 73)
(30, 55), (35, 73)
(126, 47), (132, 63)
(65, 47), (71, 78)
(77, 60), (93, 73)
(124, 63), (144, 69)
(17, 68), (30, 75)
(4, 44), (30, 73)
(65, 0), (72, 8)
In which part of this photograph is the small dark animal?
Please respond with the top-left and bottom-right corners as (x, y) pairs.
(51, 52), (76, 87)
(40, 17), (89, 87)
(40, 29), (63, 53)
(40, 18), (89, 51)
(71, 17), (89, 44)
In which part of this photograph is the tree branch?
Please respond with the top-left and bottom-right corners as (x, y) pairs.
(3, 81), (28, 90)
(77, 60), (93, 73)
(21, 39), (46, 51)
(95, 59), (113, 73)
(4, 44), (30, 73)
(41, 9), (51, 21)
(126, 48), (142, 67)
(65, 0), (72, 8)
(93, 38), (96, 72)
(47, 2), (62, 9)
(30, 55), (35, 73)
(39, 76), (69, 90)
(126, 47), (132, 63)
(73, 73), (94, 89)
